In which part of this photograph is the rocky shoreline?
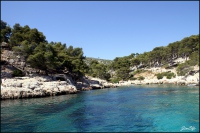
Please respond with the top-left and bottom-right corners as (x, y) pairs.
(1, 72), (199, 100)
(1, 76), (77, 100)
(0, 75), (121, 100)
(1, 49), (199, 100)
(118, 75), (199, 86)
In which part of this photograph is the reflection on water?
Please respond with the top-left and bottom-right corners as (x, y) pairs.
(1, 85), (199, 132)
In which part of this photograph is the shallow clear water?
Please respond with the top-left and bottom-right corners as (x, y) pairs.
(1, 85), (199, 132)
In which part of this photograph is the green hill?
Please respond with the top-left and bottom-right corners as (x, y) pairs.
(84, 57), (113, 66)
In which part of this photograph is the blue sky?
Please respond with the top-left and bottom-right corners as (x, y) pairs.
(1, 1), (199, 60)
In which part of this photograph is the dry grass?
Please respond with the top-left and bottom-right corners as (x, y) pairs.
(134, 70), (156, 79)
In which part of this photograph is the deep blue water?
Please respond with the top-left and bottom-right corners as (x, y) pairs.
(1, 85), (199, 132)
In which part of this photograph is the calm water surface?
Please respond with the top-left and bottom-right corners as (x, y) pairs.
(1, 85), (199, 132)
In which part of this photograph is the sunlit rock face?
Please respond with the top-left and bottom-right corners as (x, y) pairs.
(1, 76), (77, 100)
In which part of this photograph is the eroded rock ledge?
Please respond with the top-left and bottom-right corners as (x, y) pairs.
(1, 75), (120, 100)
(1, 76), (77, 100)
(1, 72), (199, 100)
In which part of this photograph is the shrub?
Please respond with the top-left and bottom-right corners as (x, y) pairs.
(138, 76), (145, 80)
(91, 73), (97, 77)
(130, 77), (137, 80)
(111, 78), (120, 83)
(156, 71), (176, 79)
(103, 73), (111, 81)
(166, 75), (171, 79)
(12, 69), (24, 77)
(156, 73), (163, 79)
(166, 72), (176, 79)
(188, 51), (199, 66)
(176, 63), (192, 76)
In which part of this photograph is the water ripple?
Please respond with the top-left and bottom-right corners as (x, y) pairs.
(1, 85), (199, 132)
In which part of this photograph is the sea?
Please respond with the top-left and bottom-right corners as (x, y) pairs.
(1, 85), (199, 132)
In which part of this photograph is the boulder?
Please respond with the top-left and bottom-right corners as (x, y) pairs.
(16, 82), (23, 87)
(90, 84), (103, 89)
(82, 86), (92, 91)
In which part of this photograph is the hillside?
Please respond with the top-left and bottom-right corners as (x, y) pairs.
(1, 20), (199, 84)
(84, 57), (113, 66)
(105, 34), (199, 82)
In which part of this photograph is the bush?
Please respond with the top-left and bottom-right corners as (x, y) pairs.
(166, 72), (176, 79)
(138, 76), (145, 80)
(130, 77), (137, 80)
(156, 73), (163, 79)
(156, 72), (176, 79)
(103, 73), (111, 81)
(176, 63), (192, 76)
(91, 73), (97, 77)
(188, 51), (199, 66)
(111, 78), (120, 83)
(166, 75), (172, 79)
(12, 69), (24, 77)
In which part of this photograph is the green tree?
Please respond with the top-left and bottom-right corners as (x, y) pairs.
(112, 56), (131, 80)
(10, 23), (47, 47)
(131, 58), (140, 67)
(188, 51), (199, 66)
(12, 40), (33, 59)
(87, 59), (111, 81)
(176, 63), (192, 76)
(1, 20), (11, 43)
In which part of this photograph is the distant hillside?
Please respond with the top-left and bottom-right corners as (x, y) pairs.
(84, 57), (113, 66)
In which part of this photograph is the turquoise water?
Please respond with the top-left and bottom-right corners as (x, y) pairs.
(1, 85), (199, 132)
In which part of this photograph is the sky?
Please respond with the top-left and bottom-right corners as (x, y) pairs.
(1, 1), (199, 60)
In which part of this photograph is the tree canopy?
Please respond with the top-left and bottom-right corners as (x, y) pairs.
(1, 20), (88, 80)
(1, 20), (199, 81)
(1, 20), (11, 43)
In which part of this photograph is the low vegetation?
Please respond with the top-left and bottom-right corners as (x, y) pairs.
(12, 69), (24, 77)
(176, 63), (193, 76)
(138, 76), (145, 80)
(156, 72), (176, 79)
(87, 60), (111, 81)
(110, 77), (120, 83)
